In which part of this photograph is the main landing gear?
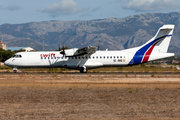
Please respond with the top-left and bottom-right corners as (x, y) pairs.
(79, 66), (88, 73)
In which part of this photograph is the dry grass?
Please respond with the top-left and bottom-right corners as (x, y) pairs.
(0, 73), (180, 119)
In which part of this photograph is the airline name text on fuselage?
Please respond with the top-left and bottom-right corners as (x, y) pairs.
(40, 53), (56, 57)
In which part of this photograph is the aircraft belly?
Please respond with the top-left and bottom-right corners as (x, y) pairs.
(65, 60), (104, 69)
(85, 61), (103, 68)
(63, 61), (79, 69)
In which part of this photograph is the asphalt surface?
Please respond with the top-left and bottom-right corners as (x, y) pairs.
(0, 71), (180, 76)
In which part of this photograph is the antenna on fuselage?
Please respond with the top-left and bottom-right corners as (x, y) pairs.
(97, 40), (100, 50)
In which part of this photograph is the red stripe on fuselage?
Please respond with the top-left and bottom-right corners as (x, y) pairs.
(142, 44), (156, 63)
(142, 38), (164, 63)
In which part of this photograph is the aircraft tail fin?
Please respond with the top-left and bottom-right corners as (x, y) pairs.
(140, 24), (174, 53)
(129, 25), (175, 64)
(153, 24), (174, 53)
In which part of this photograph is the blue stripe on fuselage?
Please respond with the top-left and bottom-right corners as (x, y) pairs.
(128, 35), (172, 65)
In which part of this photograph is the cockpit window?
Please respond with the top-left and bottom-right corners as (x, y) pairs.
(12, 54), (22, 58)
(12, 55), (16, 58)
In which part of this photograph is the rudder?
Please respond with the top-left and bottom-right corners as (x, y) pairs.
(155, 25), (174, 53)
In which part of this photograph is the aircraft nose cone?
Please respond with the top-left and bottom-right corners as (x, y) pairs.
(4, 60), (9, 66)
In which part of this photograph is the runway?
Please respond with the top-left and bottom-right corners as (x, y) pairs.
(0, 71), (180, 79)
(0, 71), (180, 84)
(0, 70), (180, 74)
(0, 71), (180, 119)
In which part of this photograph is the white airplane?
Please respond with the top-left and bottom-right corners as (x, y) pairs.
(4, 24), (175, 73)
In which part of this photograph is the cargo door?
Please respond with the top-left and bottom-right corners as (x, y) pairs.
(128, 52), (134, 65)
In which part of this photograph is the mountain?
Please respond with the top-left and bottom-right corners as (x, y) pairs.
(0, 12), (180, 55)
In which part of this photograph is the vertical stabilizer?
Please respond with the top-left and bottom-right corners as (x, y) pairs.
(129, 24), (175, 65)
(155, 25), (174, 53)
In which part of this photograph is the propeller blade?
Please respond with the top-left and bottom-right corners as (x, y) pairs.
(60, 44), (65, 56)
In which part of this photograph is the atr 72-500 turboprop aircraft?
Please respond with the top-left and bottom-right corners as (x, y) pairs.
(4, 25), (175, 73)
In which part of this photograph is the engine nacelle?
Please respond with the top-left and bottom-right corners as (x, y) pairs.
(62, 48), (78, 56)
(61, 46), (96, 57)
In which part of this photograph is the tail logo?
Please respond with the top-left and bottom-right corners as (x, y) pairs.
(129, 35), (172, 64)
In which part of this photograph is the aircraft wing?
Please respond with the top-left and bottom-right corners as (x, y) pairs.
(64, 46), (96, 57)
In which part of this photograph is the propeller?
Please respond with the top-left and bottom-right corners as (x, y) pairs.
(60, 45), (66, 56)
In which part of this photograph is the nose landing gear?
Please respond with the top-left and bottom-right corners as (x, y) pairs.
(13, 68), (17, 73)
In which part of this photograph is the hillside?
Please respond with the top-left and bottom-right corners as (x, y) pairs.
(0, 12), (180, 55)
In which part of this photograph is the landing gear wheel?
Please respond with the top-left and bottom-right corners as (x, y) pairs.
(79, 67), (87, 73)
(13, 68), (17, 73)
(13, 70), (17, 73)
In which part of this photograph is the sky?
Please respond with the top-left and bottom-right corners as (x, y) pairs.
(0, 0), (180, 25)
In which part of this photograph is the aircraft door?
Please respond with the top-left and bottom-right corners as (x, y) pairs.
(128, 52), (134, 64)
(40, 56), (44, 62)
(14, 54), (23, 65)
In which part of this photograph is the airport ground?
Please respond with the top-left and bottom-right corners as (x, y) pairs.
(0, 72), (180, 120)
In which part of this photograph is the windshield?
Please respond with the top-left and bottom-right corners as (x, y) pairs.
(12, 54), (22, 58)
